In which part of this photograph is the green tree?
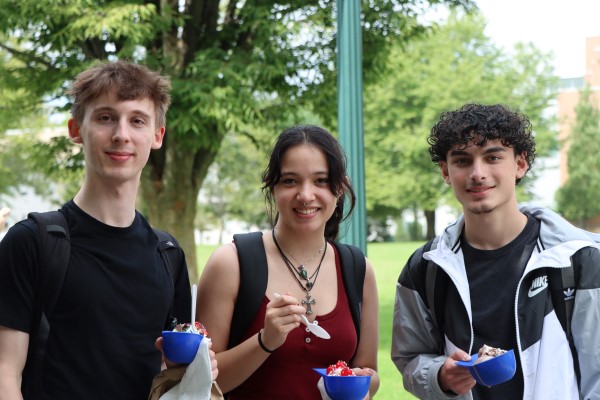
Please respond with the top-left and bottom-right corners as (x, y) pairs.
(556, 86), (600, 228)
(0, 128), (84, 205)
(0, 35), (67, 200)
(0, 0), (474, 280)
(363, 11), (558, 238)
(196, 132), (268, 245)
(0, 35), (52, 131)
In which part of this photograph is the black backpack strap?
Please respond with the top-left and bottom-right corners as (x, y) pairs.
(154, 228), (179, 281)
(28, 211), (71, 318)
(560, 266), (575, 338)
(228, 232), (268, 349)
(549, 261), (580, 387)
(422, 238), (436, 322)
(333, 242), (366, 346)
(153, 228), (185, 330)
(560, 265), (579, 387)
(421, 238), (446, 353)
(24, 210), (70, 400)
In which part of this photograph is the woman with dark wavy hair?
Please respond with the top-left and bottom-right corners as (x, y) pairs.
(197, 125), (380, 399)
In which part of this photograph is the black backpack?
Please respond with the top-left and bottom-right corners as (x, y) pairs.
(228, 232), (366, 350)
(22, 210), (184, 400)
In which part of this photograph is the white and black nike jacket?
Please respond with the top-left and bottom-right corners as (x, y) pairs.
(391, 206), (600, 400)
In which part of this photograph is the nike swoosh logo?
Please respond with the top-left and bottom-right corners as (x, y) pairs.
(528, 285), (548, 297)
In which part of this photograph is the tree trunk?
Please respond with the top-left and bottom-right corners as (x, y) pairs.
(410, 207), (420, 241)
(219, 215), (226, 245)
(141, 134), (218, 285)
(424, 209), (436, 240)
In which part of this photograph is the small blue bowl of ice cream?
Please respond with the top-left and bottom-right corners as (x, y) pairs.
(313, 368), (371, 400)
(455, 345), (516, 387)
(162, 323), (206, 364)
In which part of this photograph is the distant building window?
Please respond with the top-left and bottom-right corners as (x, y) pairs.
(560, 77), (585, 90)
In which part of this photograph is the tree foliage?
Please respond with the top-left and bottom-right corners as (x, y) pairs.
(363, 11), (558, 238)
(0, 129), (84, 205)
(0, 0), (474, 279)
(555, 86), (600, 228)
(197, 132), (269, 244)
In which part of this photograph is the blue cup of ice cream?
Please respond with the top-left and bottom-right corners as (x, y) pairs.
(455, 346), (517, 387)
(313, 368), (371, 400)
(162, 330), (203, 364)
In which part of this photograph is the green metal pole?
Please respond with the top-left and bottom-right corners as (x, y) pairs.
(337, 0), (366, 253)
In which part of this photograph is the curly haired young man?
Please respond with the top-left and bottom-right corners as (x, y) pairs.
(392, 103), (600, 400)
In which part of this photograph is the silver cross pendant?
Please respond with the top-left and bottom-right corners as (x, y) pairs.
(302, 292), (316, 315)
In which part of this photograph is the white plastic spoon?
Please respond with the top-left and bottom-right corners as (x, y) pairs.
(300, 314), (331, 339)
(273, 293), (331, 339)
(191, 284), (198, 333)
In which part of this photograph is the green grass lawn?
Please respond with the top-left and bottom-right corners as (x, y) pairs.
(196, 241), (424, 399)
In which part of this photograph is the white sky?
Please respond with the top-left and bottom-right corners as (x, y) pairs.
(475, 0), (600, 78)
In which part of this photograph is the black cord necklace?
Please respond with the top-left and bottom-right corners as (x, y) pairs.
(272, 229), (327, 315)
(277, 238), (325, 280)
(272, 229), (325, 284)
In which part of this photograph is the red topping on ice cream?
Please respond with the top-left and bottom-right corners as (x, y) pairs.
(326, 360), (355, 376)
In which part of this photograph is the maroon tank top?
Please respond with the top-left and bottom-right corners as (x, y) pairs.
(228, 246), (358, 399)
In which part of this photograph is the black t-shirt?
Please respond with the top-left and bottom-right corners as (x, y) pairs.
(0, 201), (191, 400)
(461, 214), (539, 400)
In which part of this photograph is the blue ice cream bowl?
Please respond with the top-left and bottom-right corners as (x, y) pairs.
(162, 330), (203, 364)
(456, 349), (517, 387)
(313, 368), (371, 400)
